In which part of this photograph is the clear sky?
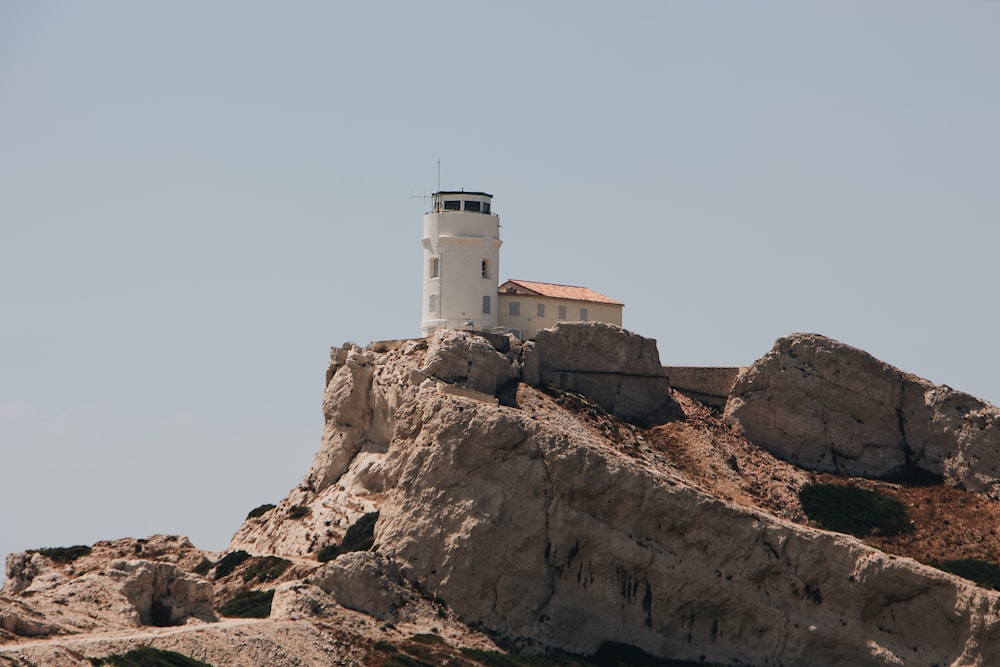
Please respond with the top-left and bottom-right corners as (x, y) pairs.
(2, 1), (998, 577)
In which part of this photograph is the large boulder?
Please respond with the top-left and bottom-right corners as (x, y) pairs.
(307, 552), (411, 622)
(523, 322), (674, 423)
(421, 329), (519, 396)
(725, 333), (1000, 494)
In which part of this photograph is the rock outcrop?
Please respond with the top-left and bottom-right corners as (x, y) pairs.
(12, 327), (1000, 667)
(523, 322), (674, 423)
(0, 536), (216, 641)
(229, 327), (1000, 666)
(725, 333), (1000, 495)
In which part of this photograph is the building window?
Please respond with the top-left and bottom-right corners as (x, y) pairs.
(558, 305), (567, 319)
(429, 294), (438, 313)
(481, 259), (489, 279)
(536, 303), (545, 317)
(464, 200), (481, 212)
(508, 301), (520, 316)
(580, 308), (588, 321)
(444, 200), (461, 210)
(429, 257), (440, 278)
(483, 202), (491, 214)
(482, 295), (491, 314)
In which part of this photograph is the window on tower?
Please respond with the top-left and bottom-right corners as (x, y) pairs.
(429, 294), (438, 313)
(443, 200), (461, 210)
(481, 259), (489, 279)
(464, 200), (481, 212)
(482, 296), (491, 314)
(483, 202), (491, 214)
(429, 257), (440, 278)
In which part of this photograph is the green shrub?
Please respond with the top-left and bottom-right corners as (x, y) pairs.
(318, 511), (379, 562)
(460, 644), (724, 667)
(89, 647), (215, 666)
(287, 505), (310, 520)
(32, 545), (92, 564)
(934, 559), (1000, 590)
(409, 633), (444, 645)
(382, 654), (432, 667)
(191, 558), (214, 576)
(401, 642), (436, 663)
(213, 550), (251, 579)
(241, 556), (291, 583)
(799, 483), (913, 537)
(374, 640), (398, 653)
(217, 589), (274, 618)
(246, 503), (276, 520)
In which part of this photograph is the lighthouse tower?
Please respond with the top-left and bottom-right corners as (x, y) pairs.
(421, 190), (501, 336)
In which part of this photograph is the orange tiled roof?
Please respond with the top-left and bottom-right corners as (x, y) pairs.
(500, 279), (624, 306)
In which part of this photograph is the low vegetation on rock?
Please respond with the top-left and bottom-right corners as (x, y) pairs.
(799, 483), (913, 537)
(457, 642), (717, 667)
(217, 589), (274, 618)
(89, 647), (215, 667)
(30, 545), (92, 564)
(191, 557), (214, 576)
(246, 503), (276, 519)
(287, 505), (310, 520)
(318, 511), (379, 562)
(241, 555), (292, 583)
(933, 558), (1000, 591)
(212, 550), (251, 579)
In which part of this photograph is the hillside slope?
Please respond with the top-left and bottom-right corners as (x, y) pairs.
(6, 325), (1000, 667)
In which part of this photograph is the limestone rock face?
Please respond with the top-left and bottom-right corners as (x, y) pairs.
(307, 552), (412, 622)
(420, 329), (519, 395)
(229, 332), (1000, 666)
(725, 333), (1000, 494)
(3, 552), (46, 596)
(0, 540), (216, 640)
(113, 560), (216, 626)
(524, 322), (674, 423)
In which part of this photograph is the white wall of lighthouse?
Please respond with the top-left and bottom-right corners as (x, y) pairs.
(421, 191), (501, 336)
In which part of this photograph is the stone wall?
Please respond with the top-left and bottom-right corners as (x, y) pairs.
(664, 366), (746, 409)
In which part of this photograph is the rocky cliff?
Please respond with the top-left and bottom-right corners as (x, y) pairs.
(725, 333), (1000, 495)
(6, 326), (1000, 667)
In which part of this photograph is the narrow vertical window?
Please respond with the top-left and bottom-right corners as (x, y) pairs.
(429, 294), (438, 313)
(536, 303), (545, 317)
(580, 308), (589, 321)
(508, 301), (520, 316)
(481, 259), (489, 279)
(558, 305), (567, 319)
(429, 257), (440, 278)
(482, 295), (491, 314)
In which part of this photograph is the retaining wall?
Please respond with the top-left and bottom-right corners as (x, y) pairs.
(664, 366), (747, 410)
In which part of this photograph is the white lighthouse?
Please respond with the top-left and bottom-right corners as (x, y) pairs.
(421, 190), (501, 336)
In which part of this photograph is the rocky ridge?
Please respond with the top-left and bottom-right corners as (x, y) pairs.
(725, 333), (1000, 495)
(5, 326), (1000, 666)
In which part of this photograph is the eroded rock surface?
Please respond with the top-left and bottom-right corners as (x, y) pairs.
(524, 322), (674, 423)
(0, 536), (216, 641)
(725, 333), (1000, 495)
(12, 329), (1000, 666)
(230, 329), (1000, 666)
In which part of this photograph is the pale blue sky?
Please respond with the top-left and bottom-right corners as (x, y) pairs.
(1, 1), (998, 574)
